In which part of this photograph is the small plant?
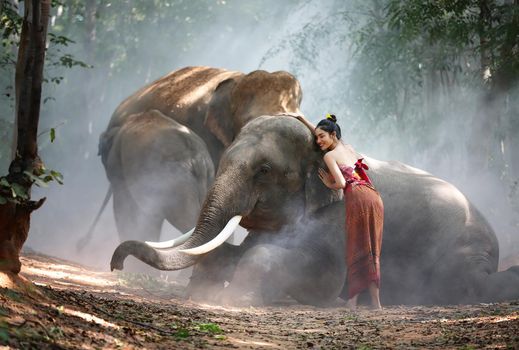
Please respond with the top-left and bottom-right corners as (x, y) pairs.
(357, 345), (373, 350)
(0, 327), (9, 343)
(0, 306), (9, 317)
(458, 345), (476, 350)
(0, 289), (22, 302)
(344, 314), (359, 322)
(195, 322), (223, 334)
(174, 328), (190, 339)
(49, 326), (64, 338)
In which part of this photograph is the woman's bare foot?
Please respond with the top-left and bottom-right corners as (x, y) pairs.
(368, 282), (382, 310)
(346, 294), (358, 311)
(370, 303), (382, 310)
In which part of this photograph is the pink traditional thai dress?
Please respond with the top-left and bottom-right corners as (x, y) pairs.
(339, 159), (384, 299)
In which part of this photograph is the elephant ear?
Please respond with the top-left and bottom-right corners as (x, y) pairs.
(304, 156), (343, 215)
(204, 76), (241, 147)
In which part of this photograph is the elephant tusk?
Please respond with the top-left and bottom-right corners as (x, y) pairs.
(145, 227), (195, 249)
(179, 215), (242, 255)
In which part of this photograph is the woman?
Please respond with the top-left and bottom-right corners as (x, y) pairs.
(290, 113), (384, 310)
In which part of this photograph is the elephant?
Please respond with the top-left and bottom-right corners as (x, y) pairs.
(110, 115), (519, 306)
(84, 66), (302, 249)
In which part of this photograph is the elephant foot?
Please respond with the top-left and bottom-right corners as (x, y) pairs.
(186, 283), (225, 304)
(186, 274), (227, 304)
(218, 289), (264, 307)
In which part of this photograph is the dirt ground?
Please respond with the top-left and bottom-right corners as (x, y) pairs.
(0, 252), (518, 349)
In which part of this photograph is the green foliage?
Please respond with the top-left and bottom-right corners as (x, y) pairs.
(0, 0), (90, 174)
(0, 306), (8, 317)
(56, 53), (90, 69)
(168, 321), (224, 340)
(0, 289), (22, 302)
(0, 326), (9, 343)
(345, 0), (519, 178)
(49, 326), (64, 338)
(24, 167), (64, 187)
(174, 328), (190, 339)
(0, 0), (90, 103)
(349, 1), (480, 122)
(48, 32), (75, 47)
(195, 322), (223, 334)
(458, 345), (476, 350)
(0, 0), (22, 42)
(0, 165), (63, 204)
(343, 313), (359, 322)
(356, 345), (373, 350)
(486, 3), (519, 77)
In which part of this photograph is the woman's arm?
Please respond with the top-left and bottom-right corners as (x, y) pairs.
(279, 112), (315, 133)
(295, 114), (315, 133)
(319, 153), (346, 190)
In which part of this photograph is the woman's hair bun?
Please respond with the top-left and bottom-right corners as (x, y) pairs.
(325, 113), (337, 123)
(317, 113), (341, 139)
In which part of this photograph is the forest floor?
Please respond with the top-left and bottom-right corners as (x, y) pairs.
(0, 252), (518, 349)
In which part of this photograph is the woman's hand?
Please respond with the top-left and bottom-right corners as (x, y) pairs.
(279, 112), (315, 132)
(318, 168), (334, 187)
(278, 112), (304, 120)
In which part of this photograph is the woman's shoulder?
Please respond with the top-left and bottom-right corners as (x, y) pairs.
(342, 144), (361, 159)
(323, 150), (336, 161)
(342, 143), (356, 153)
(333, 144), (358, 165)
(324, 149), (347, 167)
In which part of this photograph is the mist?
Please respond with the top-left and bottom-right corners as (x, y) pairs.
(1, 0), (517, 279)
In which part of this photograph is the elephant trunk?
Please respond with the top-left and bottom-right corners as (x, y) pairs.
(110, 240), (196, 271)
(180, 164), (253, 249)
(111, 164), (253, 271)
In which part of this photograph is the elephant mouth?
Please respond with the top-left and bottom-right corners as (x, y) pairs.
(240, 206), (284, 231)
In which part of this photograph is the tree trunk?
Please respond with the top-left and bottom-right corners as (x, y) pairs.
(497, 1), (519, 181)
(467, 0), (495, 172)
(0, 0), (50, 274)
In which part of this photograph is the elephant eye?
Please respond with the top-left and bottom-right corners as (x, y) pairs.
(258, 164), (271, 175)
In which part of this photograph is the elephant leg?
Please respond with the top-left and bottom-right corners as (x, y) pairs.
(220, 208), (346, 306)
(187, 233), (262, 302)
(217, 244), (284, 306)
(477, 266), (519, 302)
(282, 245), (346, 306)
(220, 242), (345, 307)
(113, 184), (163, 242)
(115, 110), (214, 235)
(162, 176), (203, 233)
(186, 242), (245, 302)
(112, 184), (164, 274)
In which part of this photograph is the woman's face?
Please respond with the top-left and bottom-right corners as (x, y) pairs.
(315, 127), (336, 151)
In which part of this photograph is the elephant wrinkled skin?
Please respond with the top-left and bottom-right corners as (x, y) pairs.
(111, 114), (519, 306)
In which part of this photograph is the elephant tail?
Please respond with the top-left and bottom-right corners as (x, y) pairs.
(76, 186), (113, 252)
